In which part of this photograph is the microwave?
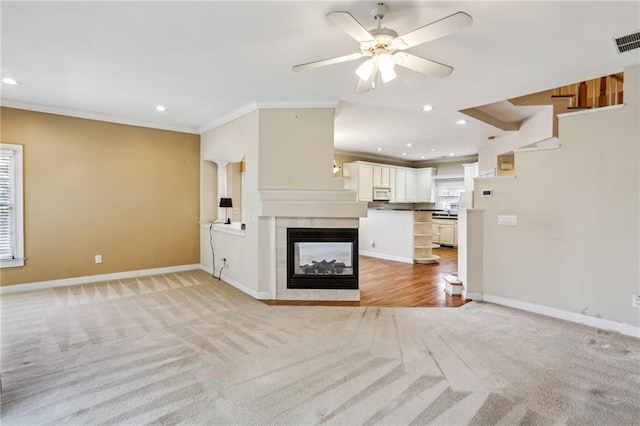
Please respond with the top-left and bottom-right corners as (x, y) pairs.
(373, 186), (392, 201)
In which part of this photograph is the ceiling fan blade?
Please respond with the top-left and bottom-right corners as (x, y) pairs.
(354, 77), (374, 94)
(326, 11), (376, 43)
(394, 52), (453, 78)
(393, 11), (472, 50)
(292, 52), (364, 72)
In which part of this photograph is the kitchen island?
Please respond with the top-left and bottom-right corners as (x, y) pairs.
(359, 208), (442, 264)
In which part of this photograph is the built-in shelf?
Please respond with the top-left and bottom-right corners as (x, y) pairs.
(413, 212), (439, 264)
(200, 222), (246, 237)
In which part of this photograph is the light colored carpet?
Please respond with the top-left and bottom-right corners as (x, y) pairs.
(1, 270), (639, 425)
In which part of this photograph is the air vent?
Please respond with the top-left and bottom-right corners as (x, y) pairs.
(614, 31), (640, 53)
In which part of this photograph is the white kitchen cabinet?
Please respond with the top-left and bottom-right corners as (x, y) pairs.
(394, 168), (407, 202)
(343, 162), (374, 202)
(392, 167), (417, 202)
(432, 218), (458, 247)
(373, 165), (391, 187)
(439, 224), (456, 245)
(358, 164), (373, 202)
(389, 166), (397, 201)
(432, 223), (440, 244)
(416, 167), (435, 202)
(406, 169), (417, 202)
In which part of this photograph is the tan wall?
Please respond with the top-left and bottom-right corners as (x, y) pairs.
(474, 64), (640, 328)
(0, 108), (200, 286)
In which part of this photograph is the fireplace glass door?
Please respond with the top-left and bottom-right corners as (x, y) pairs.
(287, 228), (358, 289)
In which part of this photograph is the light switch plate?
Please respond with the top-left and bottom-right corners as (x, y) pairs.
(498, 215), (517, 226)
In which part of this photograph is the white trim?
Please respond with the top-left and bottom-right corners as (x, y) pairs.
(200, 222), (246, 237)
(1, 101), (199, 134)
(256, 100), (338, 110)
(432, 174), (464, 180)
(483, 294), (639, 339)
(198, 100), (338, 134)
(476, 175), (517, 181)
(0, 143), (24, 268)
(515, 145), (561, 153)
(198, 102), (258, 134)
(515, 137), (561, 153)
(464, 292), (484, 301)
(268, 217), (277, 300)
(200, 264), (269, 299)
(557, 103), (625, 118)
(359, 251), (414, 264)
(0, 264), (201, 294)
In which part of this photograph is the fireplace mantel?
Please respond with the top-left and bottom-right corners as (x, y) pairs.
(259, 189), (367, 219)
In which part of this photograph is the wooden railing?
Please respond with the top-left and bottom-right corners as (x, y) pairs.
(552, 73), (624, 110)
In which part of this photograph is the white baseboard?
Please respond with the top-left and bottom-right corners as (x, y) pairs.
(483, 294), (639, 339)
(199, 265), (271, 300)
(0, 264), (201, 295)
(359, 251), (413, 264)
(463, 291), (483, 301)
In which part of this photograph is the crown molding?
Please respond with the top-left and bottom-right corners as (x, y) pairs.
(255, 100), (338, 109)
(1, 100), (199, 134)
(198, 101), (259, 134)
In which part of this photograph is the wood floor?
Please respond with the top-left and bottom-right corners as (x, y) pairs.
(264, 247), (467, 308)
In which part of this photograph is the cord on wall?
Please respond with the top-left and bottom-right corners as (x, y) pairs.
(209, 223), (215, 278)
(218, 258), (227, 281)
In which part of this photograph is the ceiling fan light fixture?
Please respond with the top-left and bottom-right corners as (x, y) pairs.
(378, 53), (397, 82)
(355, 59), (375, 81)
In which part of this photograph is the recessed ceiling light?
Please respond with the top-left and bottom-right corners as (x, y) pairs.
(155, 105), (167, 112)
(376, 147), (383, 152)
(422, 105), (433, 111)
(402, 152), (407, 156)
(430, 149), (437, 152)
(455, 119), (468, 125)
(420, 156), (425, 159)
(1, 77), (20, 86)
(406, 143), (412, 147)
(449, 152), (455, 156)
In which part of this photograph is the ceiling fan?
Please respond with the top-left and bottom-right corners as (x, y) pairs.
(292, 2), (472, 94)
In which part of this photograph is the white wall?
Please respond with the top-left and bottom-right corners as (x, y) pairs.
(359, 209), (414, 263)
(200, 111), (261, 295)
(474, 64), (640, 330)
(200, 106), (353, 299)
(478, 106), (553, 173)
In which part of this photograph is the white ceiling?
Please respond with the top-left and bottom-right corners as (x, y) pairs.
(2, 1), (639, 162)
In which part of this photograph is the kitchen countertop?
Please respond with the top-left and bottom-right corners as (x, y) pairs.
(369, 207), (444, 212)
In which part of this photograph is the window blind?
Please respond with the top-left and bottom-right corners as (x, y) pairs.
(0, 149), (16, 260)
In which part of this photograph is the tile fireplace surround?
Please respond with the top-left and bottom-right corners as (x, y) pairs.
(275, 217), (360, 301)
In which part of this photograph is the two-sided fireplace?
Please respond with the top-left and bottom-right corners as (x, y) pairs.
(286, 228), (358, 290)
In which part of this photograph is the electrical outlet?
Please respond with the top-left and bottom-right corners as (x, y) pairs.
(632, 294), (640, 308)
(95, 254), (102, 264)
(498, 215), (517, 226)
